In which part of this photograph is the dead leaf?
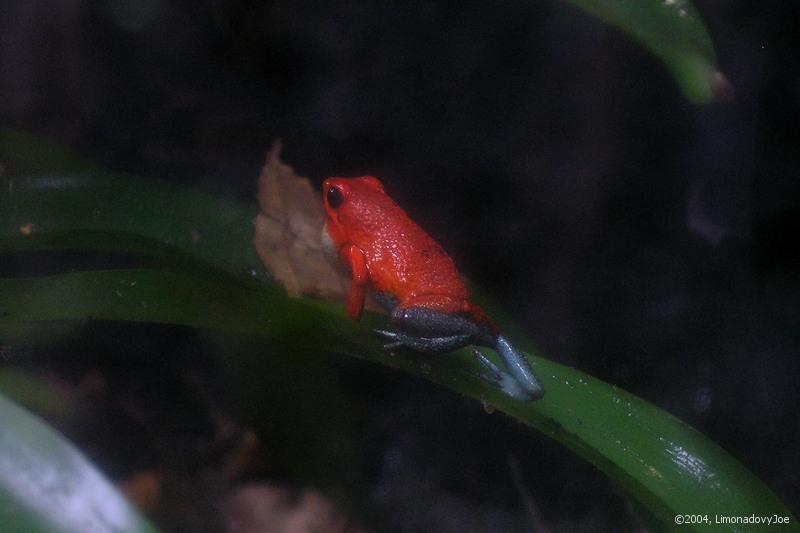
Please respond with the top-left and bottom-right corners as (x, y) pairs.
(253, 141), (380, 311)
(118, 470), (162, 514)
(223, 483), (368, 533)
(221, 429), (269, 481)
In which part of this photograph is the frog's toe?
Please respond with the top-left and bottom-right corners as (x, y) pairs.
(375, 329), (398, 339)
(472, 348), (503, 381)
(471, 348), (537, 401)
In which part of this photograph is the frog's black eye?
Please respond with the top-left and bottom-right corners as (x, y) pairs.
(327, 186), (344, 209)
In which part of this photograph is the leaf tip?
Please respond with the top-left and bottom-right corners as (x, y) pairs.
(710, 70), (735, 103)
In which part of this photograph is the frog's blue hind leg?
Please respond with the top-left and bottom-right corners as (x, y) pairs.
(374, 306), (544, 401)
(472, 345), (543, 401)
(471, 348), (531, 401)
(488, 335), (544, 400)
(375, 306), (482, 352)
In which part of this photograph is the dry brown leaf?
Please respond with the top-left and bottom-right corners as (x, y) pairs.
(253, 141), (380, 311)
(223, 483), (369, 533)
(118, 470), (162, 514)
(221, 429), (269, 481)
(253, 141), (346, 299)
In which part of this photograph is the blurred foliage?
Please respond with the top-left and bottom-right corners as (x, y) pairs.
(0, 369), (66, 417)
(0, 392), (159, 533)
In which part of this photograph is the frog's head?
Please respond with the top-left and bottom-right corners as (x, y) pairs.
(322, 176), (386, 249)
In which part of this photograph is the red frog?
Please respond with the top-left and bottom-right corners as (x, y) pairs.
(322, 175), (543, 401)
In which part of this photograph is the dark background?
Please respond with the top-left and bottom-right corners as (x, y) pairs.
(1, 1), (798, 531)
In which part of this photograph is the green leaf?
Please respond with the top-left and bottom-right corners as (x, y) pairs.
(0, 238), (369, 503)
(1, 172), (795, 530)
(0, 174), (267, 281)
(0, 392), (159, 533)
(201, 331), (367, 496)
(1, 266), (796, 531)
(0, 129), (102, 176)
(0, 369), (68, 417)
(562, 0), (731, 103)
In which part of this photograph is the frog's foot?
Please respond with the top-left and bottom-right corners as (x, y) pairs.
(493, 335), (544, 400)
(471, 348), (537, 401)
(375, 329), (471, 353)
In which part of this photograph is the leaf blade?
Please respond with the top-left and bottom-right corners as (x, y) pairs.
(0, 174), (267, 281)
(562, 0), (730, 103)
(0, 268), (795, 530)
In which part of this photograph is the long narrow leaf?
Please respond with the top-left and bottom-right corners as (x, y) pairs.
(0, 174), (267, 280)
(0, 266), (795, 530)
(0, 129), (102, 176)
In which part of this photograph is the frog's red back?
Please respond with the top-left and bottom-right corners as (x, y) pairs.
(322, 176), (468, 304)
